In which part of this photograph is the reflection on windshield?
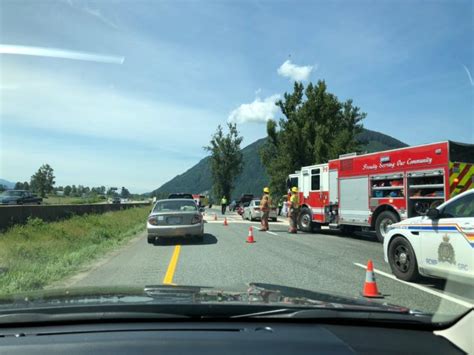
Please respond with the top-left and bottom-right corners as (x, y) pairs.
(0, 0), (472, 328)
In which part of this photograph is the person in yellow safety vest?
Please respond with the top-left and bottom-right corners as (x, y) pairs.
(259, 187), (272, 231)
(220, 196), (227, 215)
(288, 187), (299, 233)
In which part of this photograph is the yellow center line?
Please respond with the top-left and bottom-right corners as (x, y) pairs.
(163, 245), (181, 285)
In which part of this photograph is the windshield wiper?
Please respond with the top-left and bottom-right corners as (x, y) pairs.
(231, 307), (433, 324)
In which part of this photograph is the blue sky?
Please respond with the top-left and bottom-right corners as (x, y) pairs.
(0, 0), (472, 193)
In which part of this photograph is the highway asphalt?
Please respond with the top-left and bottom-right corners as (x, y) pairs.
(64, 209), (473, 320)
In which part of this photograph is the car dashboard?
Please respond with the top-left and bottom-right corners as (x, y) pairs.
(0, 319), (466, 354)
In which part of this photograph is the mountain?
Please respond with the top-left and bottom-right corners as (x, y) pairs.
(151, 128), (408, 199)
(0, 179), (15, 189)
(357, 128), (408, 153)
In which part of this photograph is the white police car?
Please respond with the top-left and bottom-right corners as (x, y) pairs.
(384, 189), (474, 282)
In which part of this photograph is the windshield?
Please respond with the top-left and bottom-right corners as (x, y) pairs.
(1, 191), (21, 196)
(0, 0), (472, 327)
(154, 200), (197, 212)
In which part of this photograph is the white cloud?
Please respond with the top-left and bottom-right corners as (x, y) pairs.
(228, 94), (280, 124)
(462, 65), (474, 86)
(0, 44), (124, 64)
(1, 63), (217, 149)
(277, 59), (314, 81)
(83, 6), (120, 30)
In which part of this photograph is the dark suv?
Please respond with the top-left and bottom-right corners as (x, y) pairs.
(168, 193), (194, 199)
(0, 190), (43, 205)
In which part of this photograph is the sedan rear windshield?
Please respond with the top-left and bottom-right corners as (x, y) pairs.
(253, 200), (260, 206)
(154, 200), (197, 212)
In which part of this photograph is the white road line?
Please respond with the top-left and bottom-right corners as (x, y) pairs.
(353, 263), (473, 309)
(266, 231), (278, 236)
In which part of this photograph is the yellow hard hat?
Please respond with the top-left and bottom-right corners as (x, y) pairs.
(263, 187), (270, 193)
(291, 187), (298, 193)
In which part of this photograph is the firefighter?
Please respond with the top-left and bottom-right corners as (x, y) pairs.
(259, 187), (272, 231)
(288, 187), (299, 233)
(220, 196), (227, 215)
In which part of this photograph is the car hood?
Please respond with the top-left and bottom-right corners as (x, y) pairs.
(0, 283), (411, 314)
(391, 215), (430, 228)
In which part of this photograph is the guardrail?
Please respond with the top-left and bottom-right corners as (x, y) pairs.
(0, 202), (151, 231)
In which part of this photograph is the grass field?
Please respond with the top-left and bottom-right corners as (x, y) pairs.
(42, 195), (106, 205)
(0, 206), (150, 295)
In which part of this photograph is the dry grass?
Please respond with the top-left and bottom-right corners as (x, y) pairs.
(0, 206), (149, 295)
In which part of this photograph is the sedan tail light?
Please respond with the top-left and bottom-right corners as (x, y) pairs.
(191, 214), (202, 224)
(148, 216), (159, 226)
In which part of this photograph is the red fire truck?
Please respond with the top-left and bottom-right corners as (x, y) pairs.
(287, 141), (474, 242)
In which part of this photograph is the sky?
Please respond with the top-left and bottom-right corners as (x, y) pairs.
(0, 0), (472, 193)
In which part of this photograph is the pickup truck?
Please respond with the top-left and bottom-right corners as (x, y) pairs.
(0, 190), (43, 205)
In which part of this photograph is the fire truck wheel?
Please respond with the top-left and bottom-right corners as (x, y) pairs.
(375, 211), (398, 243)
(388, 236), (420, 282)
(298, 207), (313, 232)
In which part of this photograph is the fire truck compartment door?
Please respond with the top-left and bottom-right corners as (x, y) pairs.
(339, 177), (370, 225)
(329, 170), (338, 204)
(302, 168), (310, 198)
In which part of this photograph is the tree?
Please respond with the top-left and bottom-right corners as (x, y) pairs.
(107, 187), (117, 196)
(120, 187), (130, 198)
(23, 181), (30, 190)
(0, 184), (6, 192)
(14, 182), (24, 189)
(30, 164), (56, 197)
(261, 81), (365, 196)
(64, 185), (72, 196)
(71, 185), (77, 196)
(204, 122), (244, 200)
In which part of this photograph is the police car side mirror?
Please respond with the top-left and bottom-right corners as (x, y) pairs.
(427, 208), (440, 220)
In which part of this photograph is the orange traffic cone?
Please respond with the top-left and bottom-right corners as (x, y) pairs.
(362, 260), (383, 298)
(214, 214), (217, 221)
(223, 217), (228, 226)
(246, 226), (255, 243)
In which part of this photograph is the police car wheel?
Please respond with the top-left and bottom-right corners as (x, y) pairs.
(375, 211), (398, 243)
(388, 236), (420, 282)
(298, 208), (313, 233)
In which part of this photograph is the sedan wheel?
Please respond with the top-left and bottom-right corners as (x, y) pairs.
(388, 236), (420, 281)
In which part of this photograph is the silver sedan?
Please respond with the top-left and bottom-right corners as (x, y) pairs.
(243, 199), (278, 222)
(147, 199), (204, 244)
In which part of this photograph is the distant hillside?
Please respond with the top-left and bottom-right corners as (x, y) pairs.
(151, 128), (407, 199)
(357, 128), (408, 153)
(0, 179), (15, 189)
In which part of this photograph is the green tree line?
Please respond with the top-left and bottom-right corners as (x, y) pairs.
(6, 164), (133, 199)
(261, 80), (366, 196)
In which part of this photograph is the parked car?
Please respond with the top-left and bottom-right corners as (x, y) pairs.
(168, 193), (194, 199)
(384, 189), (474, 283)
(111, 196), (121, 204)
(237, 201), (249, 216)
(238, 193), (254, 205)
(243, 199), (278, 222)
(0, 190), (42, 205)
(147, 198), (204, 244)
